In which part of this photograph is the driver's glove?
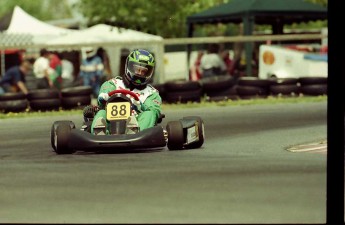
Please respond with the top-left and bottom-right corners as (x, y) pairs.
(132, 100), (145, 113)
(83, 105), (100, 121)
(98, 93), (109, 103)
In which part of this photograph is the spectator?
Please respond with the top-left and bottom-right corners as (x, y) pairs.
(0, 59), (32, 95)
(49, 52), (63, 90)
(189, 50), (204, 81)
(96, 47), (111, 79)
(60, 54), (74, 81)
(79, 47), (104, 97)
(33, 49), (58, 89)
(200, 44), (227, 78)
(221, 50), (233, 75)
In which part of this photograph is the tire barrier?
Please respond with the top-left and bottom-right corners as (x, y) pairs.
(164, 80), (201, 92)
(0, 76), (328, 114)
(27, 89), (60, 100)
(0, 93), (28, 113)
(268, 78), (300, 96)
(200, 76), (239, 101)
(236, 85), (269, 99)
(30, 99), (61, 111)
(0, 92), (26, 101)
(163, 80), (202, 103)
(27, 89), (61, 111)
(165, 89), (202, 103)
(300, 84), (327, 96)
(236, 77), (270, 99)
(152, 83), (166, 101)
(298, 77), (327, 96)
(237, 77), (271, 88)
(270, 84), (301, 96)
(60, 86), (93, 109)
(298, 77), (327, 85)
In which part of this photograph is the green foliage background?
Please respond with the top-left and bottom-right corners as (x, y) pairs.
(0, 0), (72, 21)
(0, 0), (327, 38)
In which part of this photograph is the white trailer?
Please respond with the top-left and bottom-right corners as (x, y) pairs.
(258, 44), (327, 79)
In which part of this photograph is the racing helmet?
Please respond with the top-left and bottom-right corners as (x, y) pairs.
(124, 49), (155, 88)
(83, 47), (96, 58)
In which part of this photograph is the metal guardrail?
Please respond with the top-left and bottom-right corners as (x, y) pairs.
(0, 33), (327, 49)
(163, 33), (327, 45)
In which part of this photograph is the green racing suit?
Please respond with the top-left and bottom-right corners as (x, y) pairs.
(91, 76), (162, 134)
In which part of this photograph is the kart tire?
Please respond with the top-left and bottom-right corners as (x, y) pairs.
(27, 89), (60, 100)
(239, 95), (268, 100)
(61, 95), (92, 109)
(165, 89), (202, 103)
(236, 85), (269, 96)
(166, 121), (184, 150)
(298, 77), (327, 85)
(61, 86), (93, 97)
(206, 95), (239, 102)
(0, 92), (26, 101)
(269, 84), (300, 96)
(183, 116), (205, 149)
(300, 84), (327, 96)
(237, 77), (271, 88)
(200, 76), (237, 92)
(55, 123), (75, 154)
(51, 120), (76, 151)
(267, 78), (299, 85)
(164, 80), (201, 91)
(204, 85), (237, 97)
(0, 99), (28, 113)
(29, 99), (61, 111)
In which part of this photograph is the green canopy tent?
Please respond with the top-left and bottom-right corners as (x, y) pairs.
(186, 0), (327, 76)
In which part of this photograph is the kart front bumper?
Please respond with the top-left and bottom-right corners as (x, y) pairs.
(68, 126), (167, 151)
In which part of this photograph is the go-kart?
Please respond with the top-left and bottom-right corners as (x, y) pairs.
(50, 89), (205, 154)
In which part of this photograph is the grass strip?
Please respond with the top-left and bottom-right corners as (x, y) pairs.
(0, 95), (327, 119)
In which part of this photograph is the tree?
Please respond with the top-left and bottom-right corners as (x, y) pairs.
(75, 0), (227, 38)
(0, 0), (73, 21)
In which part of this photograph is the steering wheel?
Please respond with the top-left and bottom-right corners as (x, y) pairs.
(108, 89), (139, 101)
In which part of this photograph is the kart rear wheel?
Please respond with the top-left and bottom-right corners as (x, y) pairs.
(183, 116), (205, 149)
(55, 124), (75, 154)
(166, 121), (184, 150)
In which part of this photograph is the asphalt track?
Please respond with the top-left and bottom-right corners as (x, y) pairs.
(0, 101), (327, 223)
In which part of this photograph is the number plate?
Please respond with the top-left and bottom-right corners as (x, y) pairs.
(186, 124), (199, 144)
(106, 102), (131, 121)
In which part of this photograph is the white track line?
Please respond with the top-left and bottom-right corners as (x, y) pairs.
(287, 145), (327, 153)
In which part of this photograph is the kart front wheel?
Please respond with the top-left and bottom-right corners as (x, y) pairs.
(55, 124), (75, 154)
(166, 121), (184, 150)
(51, 120), (75, 151)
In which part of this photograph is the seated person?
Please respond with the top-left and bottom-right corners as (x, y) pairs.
(200, 44), (227, 78)
(0, 59), (32, 95)
(90, 49), (162, 135)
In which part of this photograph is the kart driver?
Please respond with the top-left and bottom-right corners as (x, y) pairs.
(90, 49), (162, 135)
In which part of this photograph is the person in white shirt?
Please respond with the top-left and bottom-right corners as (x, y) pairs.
(33, 49), (56, 89)
(200, 44), (227, 78)
(61, 58), (74, 81)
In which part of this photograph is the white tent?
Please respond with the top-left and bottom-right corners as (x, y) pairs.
(47, 24), (162, 45)
(0, 6), (77, 75)
(2, 6), (76, 45)
(46, 24), (165, 84)
(0, 7), (165, 83)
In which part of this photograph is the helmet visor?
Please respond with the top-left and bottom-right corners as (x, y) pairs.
(128, 61), (154, 79)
